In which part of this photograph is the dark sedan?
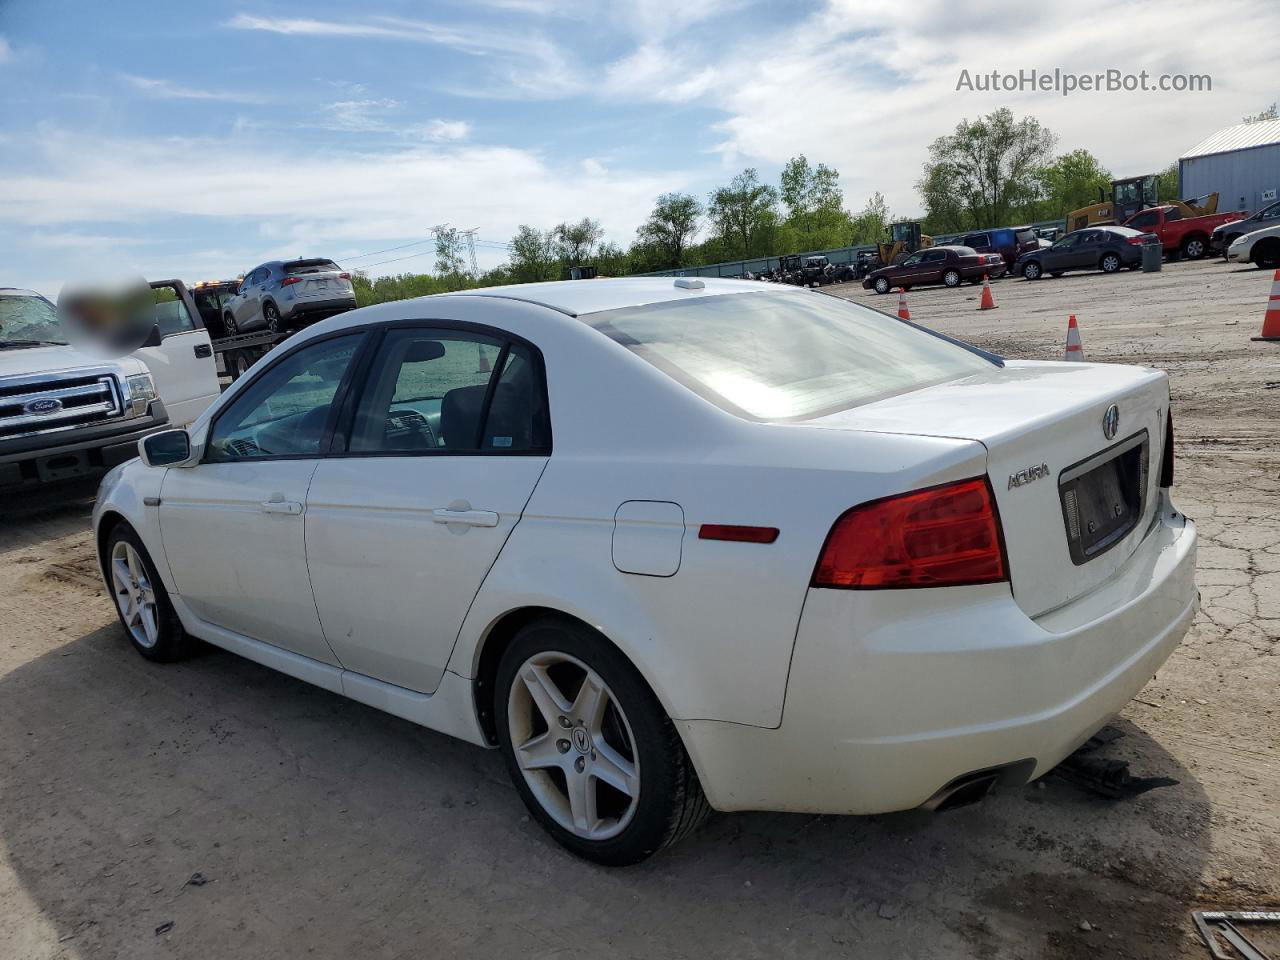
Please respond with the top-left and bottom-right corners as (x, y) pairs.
(1014, 226), (1151, 280)
(862, 246), (1006, 294)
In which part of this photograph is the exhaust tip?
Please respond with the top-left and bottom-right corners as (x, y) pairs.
(920, 758), (1037, 812)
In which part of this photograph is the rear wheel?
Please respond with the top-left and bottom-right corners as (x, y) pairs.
(223, 312), (238, 336)
(873, 276), (890, 294)
(104, 523), (192, 663)
(262, 302), (282, 335)
(1100, 252), (1122, 273)
(496, 617), (710, 866)
(942, 269), (961, 288)
(231, 351), (253, 380)
(1022, 261), (1042, 280)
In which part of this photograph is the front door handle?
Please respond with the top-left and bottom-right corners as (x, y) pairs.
(261, 497), (303, 515)
(194, 343), (212, 358)
(431, 508), (499, 527)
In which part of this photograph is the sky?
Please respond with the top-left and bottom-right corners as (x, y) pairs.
(1, 0), (1275, 295)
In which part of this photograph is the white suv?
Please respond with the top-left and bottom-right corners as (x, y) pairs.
(221, 259), (357, 336)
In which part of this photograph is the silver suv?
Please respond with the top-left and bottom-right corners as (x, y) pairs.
(222, 259), (357, 336)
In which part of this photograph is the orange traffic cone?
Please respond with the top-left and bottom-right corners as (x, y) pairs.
(476, 343), (492, 373)
(1064, 314), (1085, 361)
(897, 289), (910, 321)
(978, 274), (997, 310)
(1252, 268), (1280, 342)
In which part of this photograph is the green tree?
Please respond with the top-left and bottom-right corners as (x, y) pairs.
(507, 224), (558, 283)
(779, 155), (846, 247)
(917, 107), (1058, 230)
(1155, 162), (1180, 204)
(847, 191), (893, 245)
(553, 217), (603, 264)
(433, 226), (467, 280)
(635, 192), (703, 269)
(1033, 148), (1113, 219)
(707, 168), (779, 258)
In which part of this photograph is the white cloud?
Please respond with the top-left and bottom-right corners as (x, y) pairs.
(0, 128), (682, 282)
(320, 98), (402, 132)
(422, 119), (471, 142)
(122, 74), (268, 103)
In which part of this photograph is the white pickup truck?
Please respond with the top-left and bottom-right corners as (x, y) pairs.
(0, 281), (220, 489)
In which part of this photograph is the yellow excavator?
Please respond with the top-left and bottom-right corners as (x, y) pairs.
(1065, 174), (1219, 233)
(876, 221), (933, 266)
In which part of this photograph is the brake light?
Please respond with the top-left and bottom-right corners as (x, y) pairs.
(338, 272), (351, 280)
(1160, 409), (1174, 487)
(812, 477), (1008, 589)
(1126, 236), (1145, 246)
(280, 276), (302, 286)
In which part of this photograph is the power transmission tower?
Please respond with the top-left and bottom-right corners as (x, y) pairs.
(460, 228), (480, 276)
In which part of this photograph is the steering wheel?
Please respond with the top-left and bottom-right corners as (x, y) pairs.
(385, 409), (436, 450)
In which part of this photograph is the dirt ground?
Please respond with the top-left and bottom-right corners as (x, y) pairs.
(1, 259), (1277, 959)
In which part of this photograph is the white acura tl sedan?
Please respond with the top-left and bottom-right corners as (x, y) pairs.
(93, 278), (1197, 865)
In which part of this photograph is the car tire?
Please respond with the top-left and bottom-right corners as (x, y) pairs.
(103, 522), (194, 663)
(1022, 261), (1042, 280)
(495, 616), (711, 866)
(1181, 237), (1206, 260)
(873, 276), (890, 294)
(231, 351), (253, 380)
(1100, 253), (1121, 273)
(1254, 240), (1280, 269)
(943, 269), (961, 288)
(223, 312), (238, 336)
(263, 302), (283, 335)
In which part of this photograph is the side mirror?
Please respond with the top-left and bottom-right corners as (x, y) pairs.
(141, 324), (163, 348)
(139, 429), (193, 467)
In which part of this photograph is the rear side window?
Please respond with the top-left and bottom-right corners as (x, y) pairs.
(587, 291), (996, 421)
(1014, 228), (1037, 245)
(1128, 211), (1160, 228)
(961, 234), (988, 247)
(922, 250), (946, 262)
(1163, 207), (1183, 221)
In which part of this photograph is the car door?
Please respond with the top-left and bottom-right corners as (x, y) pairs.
(1044, 233), (1081, 271)
(917, 249), (948, 284)
(894, 252), (924, 286)
(1072, 230), (1107, 269)
(233, 268), (264, 329)
(135, 281), (221, 426)
(158, 332), (367, 664)
(305, 325), (551, 694)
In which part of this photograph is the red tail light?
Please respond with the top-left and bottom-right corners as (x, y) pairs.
(280, 276), (302, 286)
(338, 272), (351, 280)
(812, 477), (1008, 589)
(1126, 236), (1145, 246)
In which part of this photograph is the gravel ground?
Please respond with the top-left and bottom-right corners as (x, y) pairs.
(1, 258), (1277, 959)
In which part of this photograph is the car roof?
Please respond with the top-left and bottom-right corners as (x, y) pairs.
(0, 288), (45, 298)
(443, 277), (790, 317)
(1099, 225), (1143, 235)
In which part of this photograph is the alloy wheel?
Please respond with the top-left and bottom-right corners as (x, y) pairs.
(1102, 254), (1120, 273)
(507, 651), (640, 841)
(110, 540), (159, 649)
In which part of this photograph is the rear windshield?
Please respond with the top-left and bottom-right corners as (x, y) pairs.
(284, 259), (341, 274)
(990, 229), (1014, 246)
(586, 291), (996, 421)
(1014, 228), (1038, 245)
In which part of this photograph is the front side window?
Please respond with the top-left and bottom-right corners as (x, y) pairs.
(922, 250), (946, 263)
(348, 329), (548, 454)
(1129, 210), (1160, 229)
(206, 334), (363, 461)
(587, 291), (995, 421)
(152, 284), (196, 336)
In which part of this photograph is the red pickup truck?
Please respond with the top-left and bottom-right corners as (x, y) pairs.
(1122, 205), (1247, 260)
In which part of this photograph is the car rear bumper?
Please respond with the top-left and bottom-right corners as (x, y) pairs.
(678, 493), (1196, 815)
(281, 296), (357, 323)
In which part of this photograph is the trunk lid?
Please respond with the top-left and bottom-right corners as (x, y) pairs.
(808, 359), (1169, 617)
(283, 259), (352, 302)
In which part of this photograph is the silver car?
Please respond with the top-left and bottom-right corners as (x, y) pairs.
(222, 259), (357, 336)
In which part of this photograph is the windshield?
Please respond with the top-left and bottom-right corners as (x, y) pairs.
(586, 291), (996, 421)
(0, 293), (67, 345)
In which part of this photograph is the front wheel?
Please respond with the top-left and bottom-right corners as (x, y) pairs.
(1182, 237), (1206, 260)
(1022, 261), (1042, 280)
(223, 312), (238, 336)
(104, 523), (193, 662)
(1255, 240), (1280, 269)
(943, 269), (961, 288)
(496, 617), (710, 866)
(1100, 253), (1121, 273)
(873, 276), (890, 294)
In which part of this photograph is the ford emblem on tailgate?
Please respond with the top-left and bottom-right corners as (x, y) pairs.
(23, 397), (63, 416)
(1102, 404), (1120, 441)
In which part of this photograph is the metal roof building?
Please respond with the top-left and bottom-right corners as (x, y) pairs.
(1179, 118), (1280, 214)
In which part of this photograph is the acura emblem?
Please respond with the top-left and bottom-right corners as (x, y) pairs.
(22, 397), (63, 416)
(1102, 404), (1120, 441)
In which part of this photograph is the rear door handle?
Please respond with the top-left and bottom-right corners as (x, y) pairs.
(261, 498), (303, 515)
(431, 508), (499, 527)
(194, 343), (212, 358)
